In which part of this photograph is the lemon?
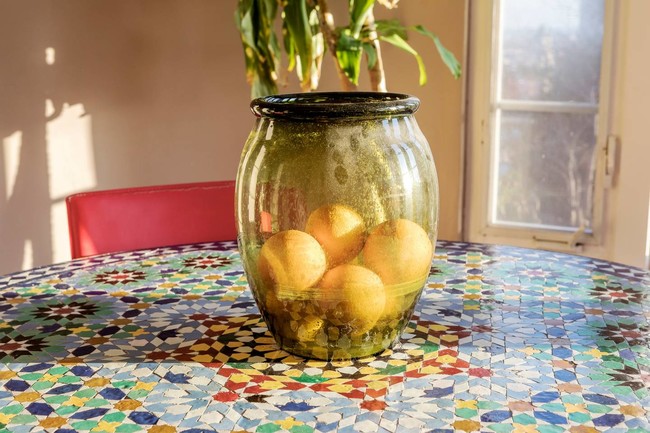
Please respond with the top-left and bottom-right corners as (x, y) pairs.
(362, 219), (433, 286)
(380, 277), (425, 321)
(306, 204), (366, 268)
(258, 230), (327, 292)
(263, 290), (284, 317)
(318, 264), (385, 335)
(296, 315), (326, 342)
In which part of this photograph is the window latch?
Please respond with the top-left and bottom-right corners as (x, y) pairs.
(533, 224), (586, 252)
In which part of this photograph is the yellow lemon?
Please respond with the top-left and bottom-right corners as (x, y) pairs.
(305, 204), (366, 268)
(380, 277), (425, 322)
(258, 230), (327, 292)
(296, 315), (326, 342)
(362, 219), (433, 286)
(263, 290), (285, 318)
(318, 264), (385, 335)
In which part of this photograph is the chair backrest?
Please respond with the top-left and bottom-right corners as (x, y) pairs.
(66, 180), (237, 259)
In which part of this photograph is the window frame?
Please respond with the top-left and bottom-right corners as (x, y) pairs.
(464, 0), (618, 255)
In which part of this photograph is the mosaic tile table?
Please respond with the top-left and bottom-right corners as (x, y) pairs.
(0, 240), (648, 433)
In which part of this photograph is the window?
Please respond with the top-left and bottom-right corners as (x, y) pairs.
(466, 0), (616, 253)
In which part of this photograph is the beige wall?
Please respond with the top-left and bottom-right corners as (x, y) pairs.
(607, 0), (650, 267)
(0, 0), (466, 274)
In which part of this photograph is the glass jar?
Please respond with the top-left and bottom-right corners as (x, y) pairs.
(236, 92), (439, 360)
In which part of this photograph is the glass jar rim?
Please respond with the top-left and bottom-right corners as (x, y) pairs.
(250, 92), (420, 121)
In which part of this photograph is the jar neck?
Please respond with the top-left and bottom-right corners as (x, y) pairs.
(251, 92), (420, 122)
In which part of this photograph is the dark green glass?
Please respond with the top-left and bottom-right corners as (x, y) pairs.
(236, 92), (439, 360)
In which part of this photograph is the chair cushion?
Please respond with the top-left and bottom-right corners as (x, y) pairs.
(66, 181), (236, 258)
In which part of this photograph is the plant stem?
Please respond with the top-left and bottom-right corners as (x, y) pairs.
(365, 9), (386, 92)
(315, 0), (357, 91)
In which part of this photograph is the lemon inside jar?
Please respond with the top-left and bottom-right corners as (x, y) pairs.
(254, 205), (433, 360)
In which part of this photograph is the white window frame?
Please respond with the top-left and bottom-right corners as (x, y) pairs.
(465, 0), (618, 256)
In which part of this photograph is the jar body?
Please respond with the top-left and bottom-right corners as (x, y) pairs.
(236, 93), (439, 360)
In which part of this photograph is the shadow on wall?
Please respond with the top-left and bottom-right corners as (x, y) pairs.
(0, 1), (252, 274)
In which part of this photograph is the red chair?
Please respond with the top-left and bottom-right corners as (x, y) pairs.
(66, 180), (237, 259)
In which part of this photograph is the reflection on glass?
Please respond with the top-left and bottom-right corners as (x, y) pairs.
(493, 112), (597, 229)
(490, 0), (605, 232)
(500, 0), (604, 103)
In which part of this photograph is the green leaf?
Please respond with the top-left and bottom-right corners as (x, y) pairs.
(282, 19), (296, 72)
(336, 28), (363, 85)
(349, 0), (376, 37)
(414, 24), (461, 78)
(380, 33), (427, 85)
(252, 74), (278, 99)
(283, 0), (314, 90)
(235, 0), (259, 62)
(362, 42), (378, 70)
(374, 19), (408, 39)
(309, 7), (325, 87)
(261, 0), (277, 21)
(235, 1), (262, 96)
(261, 0), (281, 74)
(235, 0), (280, 98)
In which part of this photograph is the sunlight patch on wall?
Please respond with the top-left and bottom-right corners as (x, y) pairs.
(46, 102), (97, 200)
(2, 131), (22, 201)
(50, 201), (70, 263)
(45, 47), (55, 65)
(45, 99), (56, 117)
(22, 239), (33, 270)
(46, 102), (97, 262)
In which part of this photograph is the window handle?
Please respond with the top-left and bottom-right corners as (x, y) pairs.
(533, 224), (586, 252)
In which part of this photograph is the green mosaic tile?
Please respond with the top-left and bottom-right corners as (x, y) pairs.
(540, 403), (565, 412)
(19, 373), (43, 381)
(561, 395), (583, 404)
(113, 380), (136, 389)
(48, 366), (69, 375)
(487, 424), (514, 433)
(257, 423), (281, 433)
(610, 385), (634, 395)
(75, 389), (97, 398)
(44, 395), (69, 404)
(56, 406), (80, 416)
(0, 242), (647, 433)
(568, 412), (591, 423)
(0, 405), (22, 415)
(32, 381), (54, 391)
(86, 398), (111, 407)
(59, 376), (83, 384)
(478, 401), (503, 410)
(115, 424), (143, 433)
(586, 404), (613, 414)
(102, 412), (127, 423)
(71, 420), (99, 430)
(512, 414), (537, 425)
(9, 414), (36, 424)
(456, 408), (478, 418)
(126, 390), (149, 399)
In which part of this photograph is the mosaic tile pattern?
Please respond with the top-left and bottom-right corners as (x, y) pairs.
(0, 240), (648, 432)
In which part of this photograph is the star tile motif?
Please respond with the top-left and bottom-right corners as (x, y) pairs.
(0, 241), (646, 432)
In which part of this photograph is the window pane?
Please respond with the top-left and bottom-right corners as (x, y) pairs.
(492, 111), (597, 230)
(500, 0), (605, 103)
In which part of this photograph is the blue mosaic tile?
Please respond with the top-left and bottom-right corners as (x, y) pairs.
(0, 241), (646, 432)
